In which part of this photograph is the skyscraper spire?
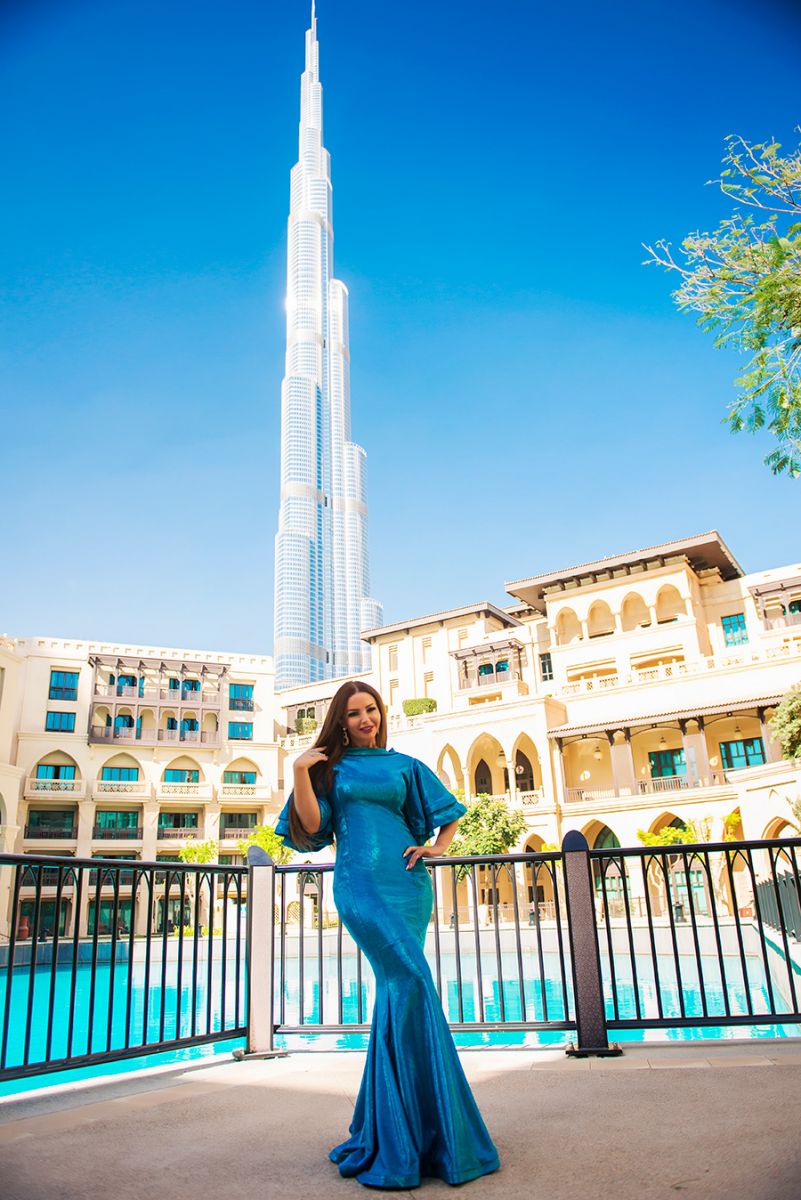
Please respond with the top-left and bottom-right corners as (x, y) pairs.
(273, 7), (382, 691)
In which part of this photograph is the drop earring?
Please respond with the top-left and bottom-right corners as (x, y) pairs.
(342, 726), (350, 746)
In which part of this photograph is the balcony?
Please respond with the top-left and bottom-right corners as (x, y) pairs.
(220, 784), (271, 799)
(92, 826), (143, 840)
(23, 824), (77, 839)
(157, 828), (199, 840)
(219, 827), (257, 840)
(92, 683), (221, 706)
(89, 726), (220, 747)
(555, 640), (801, 698)
(93, 780), (151, 798)
(25, 778), (86, 798)
(158, 783), (213, 800)
(564, 774), (738, 805)
(229, 697), (254, 712)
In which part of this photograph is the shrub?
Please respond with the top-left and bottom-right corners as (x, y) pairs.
(402, 697), (437, 716)
(296, 716), (318, 734)
(769, 686), (801, 760)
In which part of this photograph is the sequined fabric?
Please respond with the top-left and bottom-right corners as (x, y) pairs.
(276, 747), (501, 1189)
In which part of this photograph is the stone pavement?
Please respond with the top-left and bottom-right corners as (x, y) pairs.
(2, 1041), (801, 1199)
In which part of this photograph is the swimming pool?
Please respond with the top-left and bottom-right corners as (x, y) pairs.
(2, 937), (798, 1098)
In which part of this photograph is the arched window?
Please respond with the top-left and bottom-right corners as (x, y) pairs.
(556, 608), (581, 645)
(621, 593), (650, 632)
(474, 758), (492, 794)
(587, 602), (615, 638)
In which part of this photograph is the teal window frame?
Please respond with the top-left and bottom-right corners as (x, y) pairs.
(49, 670), (79, 701)
(228, 722), (254, 740)
(648, 749), (687, 778)
(36, 763), (76, 780)
(722, 613), (748, 647)
(45, 711), (75, 732)
(224, 770), (257, 785)
(720, 737), (765, 771)
(163, 769), (199, 783)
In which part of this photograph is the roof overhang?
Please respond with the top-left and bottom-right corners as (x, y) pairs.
(361, 602), (521, 642)
(547, 693), (782, 741)
(505, 531), (743, 613)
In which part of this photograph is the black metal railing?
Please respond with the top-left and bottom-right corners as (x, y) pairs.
(273, 851), (574, 1037)
(589, 837), (801, 1036)
(4, 834), (801, 1082)
(0, 853), (248, 1082)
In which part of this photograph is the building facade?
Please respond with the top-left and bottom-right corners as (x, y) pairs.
(273, 4), (382, 691)
(2, 530), (800, 937)
(0, 637), (280, 938)
(278, 531), (801, 865)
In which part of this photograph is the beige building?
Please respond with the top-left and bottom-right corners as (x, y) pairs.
(2, 530), (800, 936)
(0, 636), (280, 938)
(278, 532), (801, 862)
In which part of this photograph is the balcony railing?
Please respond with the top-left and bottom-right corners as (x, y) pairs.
(92, 826), (143, 840)
(638, 776), (689, 794)
(229, 698), (254, 712)
(157, 828), (199, 839)
(92, 684), (222, 706)
(23, 825), (77, 839)
(158, 783), (213, 798)
(25, 778), (85, 796)
(517, 789), (544, 805)
(220, 827), (257, 840)
(89, 726), (220, 746)
(565, 787), (618, 804)
(93, 780), (150, 796)
(555, 639), (801, 698)
(458, 670), (519, 691)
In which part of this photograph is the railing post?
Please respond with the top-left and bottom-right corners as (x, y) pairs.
(233, 846), (287, 1061)
(562, 830), (621, 1057)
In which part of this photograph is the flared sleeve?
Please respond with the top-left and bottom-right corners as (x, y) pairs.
(275, 789), (335, 853)
(403, 757), (467, 844)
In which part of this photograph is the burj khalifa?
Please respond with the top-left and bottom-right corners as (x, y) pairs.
(273, 3), (382, 691)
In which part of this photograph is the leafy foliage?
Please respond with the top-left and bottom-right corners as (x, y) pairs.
(637, 817), (712, 846)
(645, 131), (801, 475)
(769, 685), (801, 760)
(178, 839), (219, 864)
(237, 823), (295, 865)
(295, 716), (318, 734)
(446, 792), (527, 858)
(402, 697), (438, 716)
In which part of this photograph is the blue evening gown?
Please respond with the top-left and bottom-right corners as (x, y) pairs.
(276, 746), (501, 1189)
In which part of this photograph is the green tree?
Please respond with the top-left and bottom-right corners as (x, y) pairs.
(446, 793), (527, 859)
(637, 817), (712, 847)
(237, 823), (295, 865)
(178, 839), (219, 865)
(645, 130), (801, 476)
(769, 684), (801, 760)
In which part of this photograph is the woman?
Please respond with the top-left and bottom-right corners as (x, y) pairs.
(276, 679), (500, 1190)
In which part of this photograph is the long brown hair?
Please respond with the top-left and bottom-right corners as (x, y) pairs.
(287, 680), (387, 851)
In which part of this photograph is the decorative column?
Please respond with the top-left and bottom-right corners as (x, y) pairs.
(553, 738), (569, 806)
(608, 729), (636, 797)
(679, 718), (712, 787)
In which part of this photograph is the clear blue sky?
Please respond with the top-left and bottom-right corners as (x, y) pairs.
(2, 0), (799, 653)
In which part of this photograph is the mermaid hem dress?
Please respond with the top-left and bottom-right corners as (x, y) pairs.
(276, 747), (501, 1190)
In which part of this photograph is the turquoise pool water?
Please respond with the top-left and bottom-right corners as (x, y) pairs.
(1, 945), (798, 1098)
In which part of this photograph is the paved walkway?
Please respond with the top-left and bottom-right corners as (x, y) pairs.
(2, 1042), (801, 1199)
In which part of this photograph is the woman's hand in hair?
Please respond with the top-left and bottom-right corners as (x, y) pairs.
(294, 746), (329, 775)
